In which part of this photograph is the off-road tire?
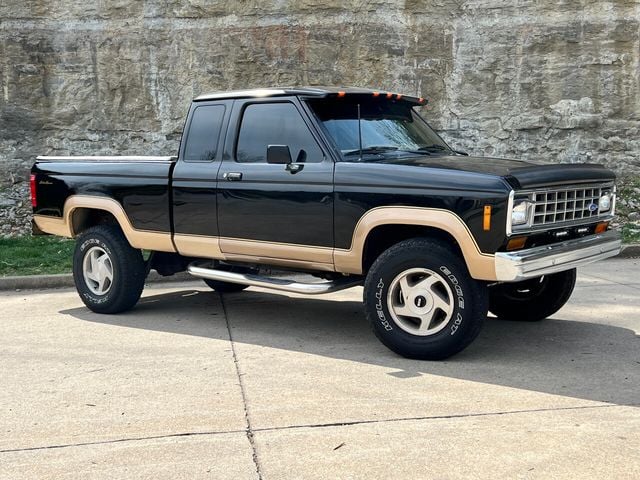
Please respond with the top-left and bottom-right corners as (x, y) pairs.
(73, 225), (146, 314)
(203, 265), (257, 293)
(364, 238), (488, 360)
(489, 269), (577, 322)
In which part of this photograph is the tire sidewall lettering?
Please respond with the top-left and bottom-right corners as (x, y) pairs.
(438, 266), (465, 336)
(375, 278), (393, 331)
(439, 265), (465, 309)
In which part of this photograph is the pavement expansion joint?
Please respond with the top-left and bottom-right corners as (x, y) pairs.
(0, 429), (246, 454)
(251, 403), (639, 434)
(220, 292), (263, 480)
(2, 404), (636, 455)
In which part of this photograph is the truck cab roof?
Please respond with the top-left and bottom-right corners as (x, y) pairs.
(194, 86), (426, 105)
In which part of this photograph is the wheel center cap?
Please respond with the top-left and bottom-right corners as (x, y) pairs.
(410, 292), (434, 314)
(414, 296), (427, 308)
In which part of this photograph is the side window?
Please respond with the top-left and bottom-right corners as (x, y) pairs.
(236, 102), (324, 163)
(183, 104), (225, 161)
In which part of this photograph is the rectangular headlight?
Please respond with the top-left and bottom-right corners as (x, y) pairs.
(511, 200), (530, 226)
(599, 192), (612, 212)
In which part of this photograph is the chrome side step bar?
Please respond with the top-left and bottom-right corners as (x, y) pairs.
(187, 262), (363, 295)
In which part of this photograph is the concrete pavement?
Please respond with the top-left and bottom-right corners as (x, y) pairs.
(1, 259), (639, 479)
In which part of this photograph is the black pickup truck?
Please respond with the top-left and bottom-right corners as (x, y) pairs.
(31, 87), (621, 360)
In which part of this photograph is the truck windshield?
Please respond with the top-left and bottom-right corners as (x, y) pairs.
(308, 99), (451, 160)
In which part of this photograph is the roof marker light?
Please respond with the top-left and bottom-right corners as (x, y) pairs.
(396, 94), (403, 100)
(337, 91), (346, 98)
(372, 92), (380, 97)
(386, 92), (393, 99)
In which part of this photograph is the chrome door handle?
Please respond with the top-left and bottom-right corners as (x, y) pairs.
(286, 163), (304, 174)
(223, 172), (243, 181)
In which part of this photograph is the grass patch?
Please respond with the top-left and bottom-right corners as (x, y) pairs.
(622, 225), (640, 243)
(0, 236), (75, 276)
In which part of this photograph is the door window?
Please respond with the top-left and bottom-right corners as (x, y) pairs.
(236, 103), (323, 163)
(183, 104), (226, 161)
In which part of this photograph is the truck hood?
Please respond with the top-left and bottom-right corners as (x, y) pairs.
(376, 155), (616, 189)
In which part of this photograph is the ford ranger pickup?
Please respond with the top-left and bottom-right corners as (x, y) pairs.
(30, 87), (622, 359)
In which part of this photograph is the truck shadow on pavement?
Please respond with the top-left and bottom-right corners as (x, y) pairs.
(61, 287), (640, 407)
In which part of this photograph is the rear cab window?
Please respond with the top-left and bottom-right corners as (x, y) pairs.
(183, 104), (226, 162)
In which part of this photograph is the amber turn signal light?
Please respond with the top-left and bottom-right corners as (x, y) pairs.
(506, 237), (527, 251)
(483, 205), (491, 231)
(595, 222), (609, 234)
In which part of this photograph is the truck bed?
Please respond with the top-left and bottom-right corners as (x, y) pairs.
(32, 156), (176, 233)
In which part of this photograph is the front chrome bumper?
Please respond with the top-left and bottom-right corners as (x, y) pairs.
(494, 230), (622, 282)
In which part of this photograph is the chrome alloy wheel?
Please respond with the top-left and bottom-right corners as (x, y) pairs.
(82, 246), (114, 295)
(387, 268), (454, 336)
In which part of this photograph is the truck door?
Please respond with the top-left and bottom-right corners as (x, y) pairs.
(172, 100), (231, 257)
(217, 97), (335, 269)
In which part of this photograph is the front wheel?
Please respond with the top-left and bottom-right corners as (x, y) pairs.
(489, 269), (576, 321)
(73, 225), (146, 314)
(364, 238), (488, 360)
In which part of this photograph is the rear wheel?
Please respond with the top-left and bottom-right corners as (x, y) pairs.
(489, 269), (577, 321)
(73, 225), (146, 314)
(363, 238), (488, 360)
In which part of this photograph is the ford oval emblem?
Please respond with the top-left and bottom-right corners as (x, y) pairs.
(588, 202), (598, 212)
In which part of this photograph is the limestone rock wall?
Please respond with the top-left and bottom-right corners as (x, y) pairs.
(1, 1), (639, 235)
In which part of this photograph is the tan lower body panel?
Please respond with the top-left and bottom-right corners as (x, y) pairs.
(36, 198), (498, 281)
(125, 230), (174, 252)
(333, 207), (498, 281)
(173, 234), (223, 258)
(333, 248), (496, 280)
(218, 207), (498, 280)
(220, 237), (334, 271)
(33, 215), (72, 238)
(174, 235), (335, 271)
(35, 196), (175, 252)
(222, 254), (335, 272)
(220, 238), (333, 264)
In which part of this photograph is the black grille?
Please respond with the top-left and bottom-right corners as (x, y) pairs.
(531, 185), (606, 226)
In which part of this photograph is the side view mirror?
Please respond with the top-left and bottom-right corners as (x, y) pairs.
(267, 145), (292, 164)
(267, 145), (307, 173)
(454, 149), (469, 156)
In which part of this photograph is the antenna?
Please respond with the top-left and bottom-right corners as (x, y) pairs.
(357, 103), (363, 162)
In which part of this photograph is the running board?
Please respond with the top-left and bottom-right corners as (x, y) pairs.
(187, 262), (363, 295)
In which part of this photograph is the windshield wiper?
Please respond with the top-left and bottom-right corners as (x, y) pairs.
(343, 146), (398, 156)
(418, 144), (449, 152)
